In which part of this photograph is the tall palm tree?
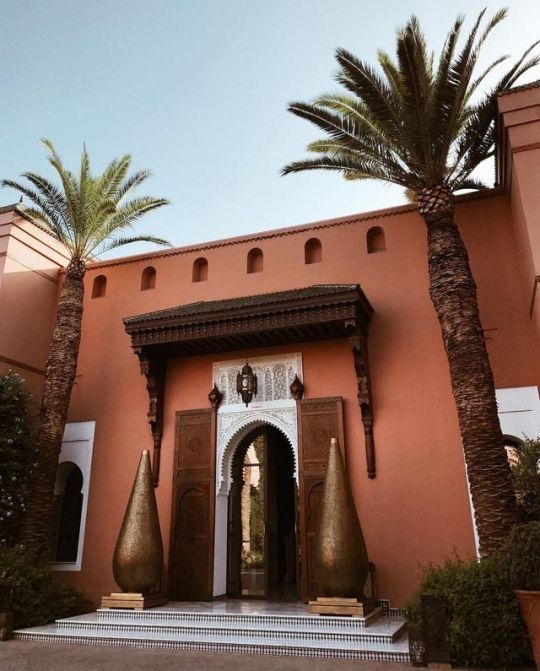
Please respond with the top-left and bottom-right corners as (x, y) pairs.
(2, 140), (170, 556)
(282, 9), (539, 555)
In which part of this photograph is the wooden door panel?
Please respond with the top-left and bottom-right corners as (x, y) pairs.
(298, 397), (345, 600)
(169, 409), (215, 601)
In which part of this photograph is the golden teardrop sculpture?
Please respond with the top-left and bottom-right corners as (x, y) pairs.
(314, 437), (370, 597)
(113, 450), (163, 593)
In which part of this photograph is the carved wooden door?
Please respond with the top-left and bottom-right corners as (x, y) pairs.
(297, 397), (345, 601)
(169, 408), (216, 600)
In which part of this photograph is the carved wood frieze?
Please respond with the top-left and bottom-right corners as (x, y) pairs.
(124, 285), (372, 355)
(134, 347), (166, 487)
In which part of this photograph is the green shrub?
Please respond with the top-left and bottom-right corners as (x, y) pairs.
(408, 555), (532, 667)
(0, 546), (89, 628)
(501, 522), (540, 590)
(511, 439), (540, 522)
(0, 371), (37, 546)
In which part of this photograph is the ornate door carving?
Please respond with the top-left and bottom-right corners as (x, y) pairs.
(169, 408), (216, 600)
(297, 397), (345, 601)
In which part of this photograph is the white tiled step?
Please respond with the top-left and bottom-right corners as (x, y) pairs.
(53, 616), (406, 644)
(14, 626), (410, 662)
(95, 606), (383, 631)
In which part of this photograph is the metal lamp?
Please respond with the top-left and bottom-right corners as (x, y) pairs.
(236, 362), (258, 407)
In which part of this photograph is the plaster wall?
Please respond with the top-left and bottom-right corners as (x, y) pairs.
(58, 185), (540, 607)
(0, 209), (68, 396)
(498, 87), (540, 335)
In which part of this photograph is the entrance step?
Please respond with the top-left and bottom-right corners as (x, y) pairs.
(13, 602), (410, 662)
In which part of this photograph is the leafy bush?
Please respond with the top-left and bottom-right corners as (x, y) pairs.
(0, 546), (89, 628)
(407, 555), (532, 667)
(501, 522), (540, 591)
(510, 438), (540, 522)
(0, 371), (37, 546)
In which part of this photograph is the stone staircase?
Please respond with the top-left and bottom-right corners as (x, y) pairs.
(13, 601), (410, 661)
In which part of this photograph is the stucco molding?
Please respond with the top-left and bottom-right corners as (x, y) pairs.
(216, 401), (298, 496)
(212, 353), (303, 407)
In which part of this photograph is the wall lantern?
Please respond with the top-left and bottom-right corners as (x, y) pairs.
(236, 361), (258, 407)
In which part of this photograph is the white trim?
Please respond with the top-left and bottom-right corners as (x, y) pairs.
(216, 400), (298, 496)
(51, 421), (95, 572)
(496, 386), (540, 439)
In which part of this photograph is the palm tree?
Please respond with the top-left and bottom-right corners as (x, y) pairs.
(2, 140), (170, 556)
(282, 9), (539, 555)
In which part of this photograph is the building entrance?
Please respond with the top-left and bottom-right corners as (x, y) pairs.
(226, 425), (298, 600)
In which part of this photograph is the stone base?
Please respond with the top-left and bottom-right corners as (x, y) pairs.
(101, 592), (167, 611)
(308, 597), (375, 618)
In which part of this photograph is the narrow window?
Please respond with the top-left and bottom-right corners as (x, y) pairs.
(247, 248), (263, 274)
(367, 226), (386, 253)
(141, 266), (156, 290)
(91, 275), (107, 298)
(192, 257), (208, 283)
(305, 238), (322, 264)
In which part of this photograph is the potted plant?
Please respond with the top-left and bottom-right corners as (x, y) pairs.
(502, 522), (540, 668)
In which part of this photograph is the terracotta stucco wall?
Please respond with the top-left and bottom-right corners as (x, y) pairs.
(0, 210), (67, 397)
(499, 86), (540, 337)
(57, 185), (540, 606)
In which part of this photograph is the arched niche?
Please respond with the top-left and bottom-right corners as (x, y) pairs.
(247, 248), (263, 274)
(304, 238), (322, 264)
(91, 274), (107, 298)
(366, 226), (386, 253)
(141, 266), (156, 290)
(192, 257), (208, 282)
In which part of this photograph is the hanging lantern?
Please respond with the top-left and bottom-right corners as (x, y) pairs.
(236, 361), (258, 407)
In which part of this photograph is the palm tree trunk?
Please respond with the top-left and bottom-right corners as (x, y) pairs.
(21, 266), (85, 558)
(421, 195), (517, 555)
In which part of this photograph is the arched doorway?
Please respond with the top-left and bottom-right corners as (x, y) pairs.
(51, 461), (84, 562)
(226, 424), (298, 600)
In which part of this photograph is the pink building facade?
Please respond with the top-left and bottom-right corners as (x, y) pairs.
(2, 84), (540, 608)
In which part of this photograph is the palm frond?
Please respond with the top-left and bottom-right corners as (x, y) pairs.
(283, 8), (539, 197)
(91, 234), (170, 256)
(282, 155), (410, 187)
(2, 142), (169, 264)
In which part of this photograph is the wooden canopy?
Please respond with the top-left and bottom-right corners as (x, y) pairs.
(123, 284), (376, 485)
(123, 284), (373, 356)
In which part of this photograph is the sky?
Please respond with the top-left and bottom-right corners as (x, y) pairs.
(1, 0), (539, 257)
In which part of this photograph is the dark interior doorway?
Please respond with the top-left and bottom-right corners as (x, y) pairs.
(227, 425), (298, 601)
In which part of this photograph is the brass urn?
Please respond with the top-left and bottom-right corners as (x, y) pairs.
(314, 437), (370, 597)
(113, 450), (163, 593)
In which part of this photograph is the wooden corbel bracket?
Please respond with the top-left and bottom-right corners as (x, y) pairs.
(349, 332), (376, 478)
(134, 347), (166, 487)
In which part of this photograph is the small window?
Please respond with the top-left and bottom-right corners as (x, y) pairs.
(91, 275), (107, 298)
(141, 266), (156, 291)
(192, 257), (208, 283)
(367, 226), (386, 253)
(305, 238), (322, 264)
(247, 248), (263, 274)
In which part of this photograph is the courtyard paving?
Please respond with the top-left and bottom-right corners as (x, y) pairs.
(0, 640), (414, 671)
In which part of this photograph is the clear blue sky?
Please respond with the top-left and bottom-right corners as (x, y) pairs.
(1, 0), (538, 257)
